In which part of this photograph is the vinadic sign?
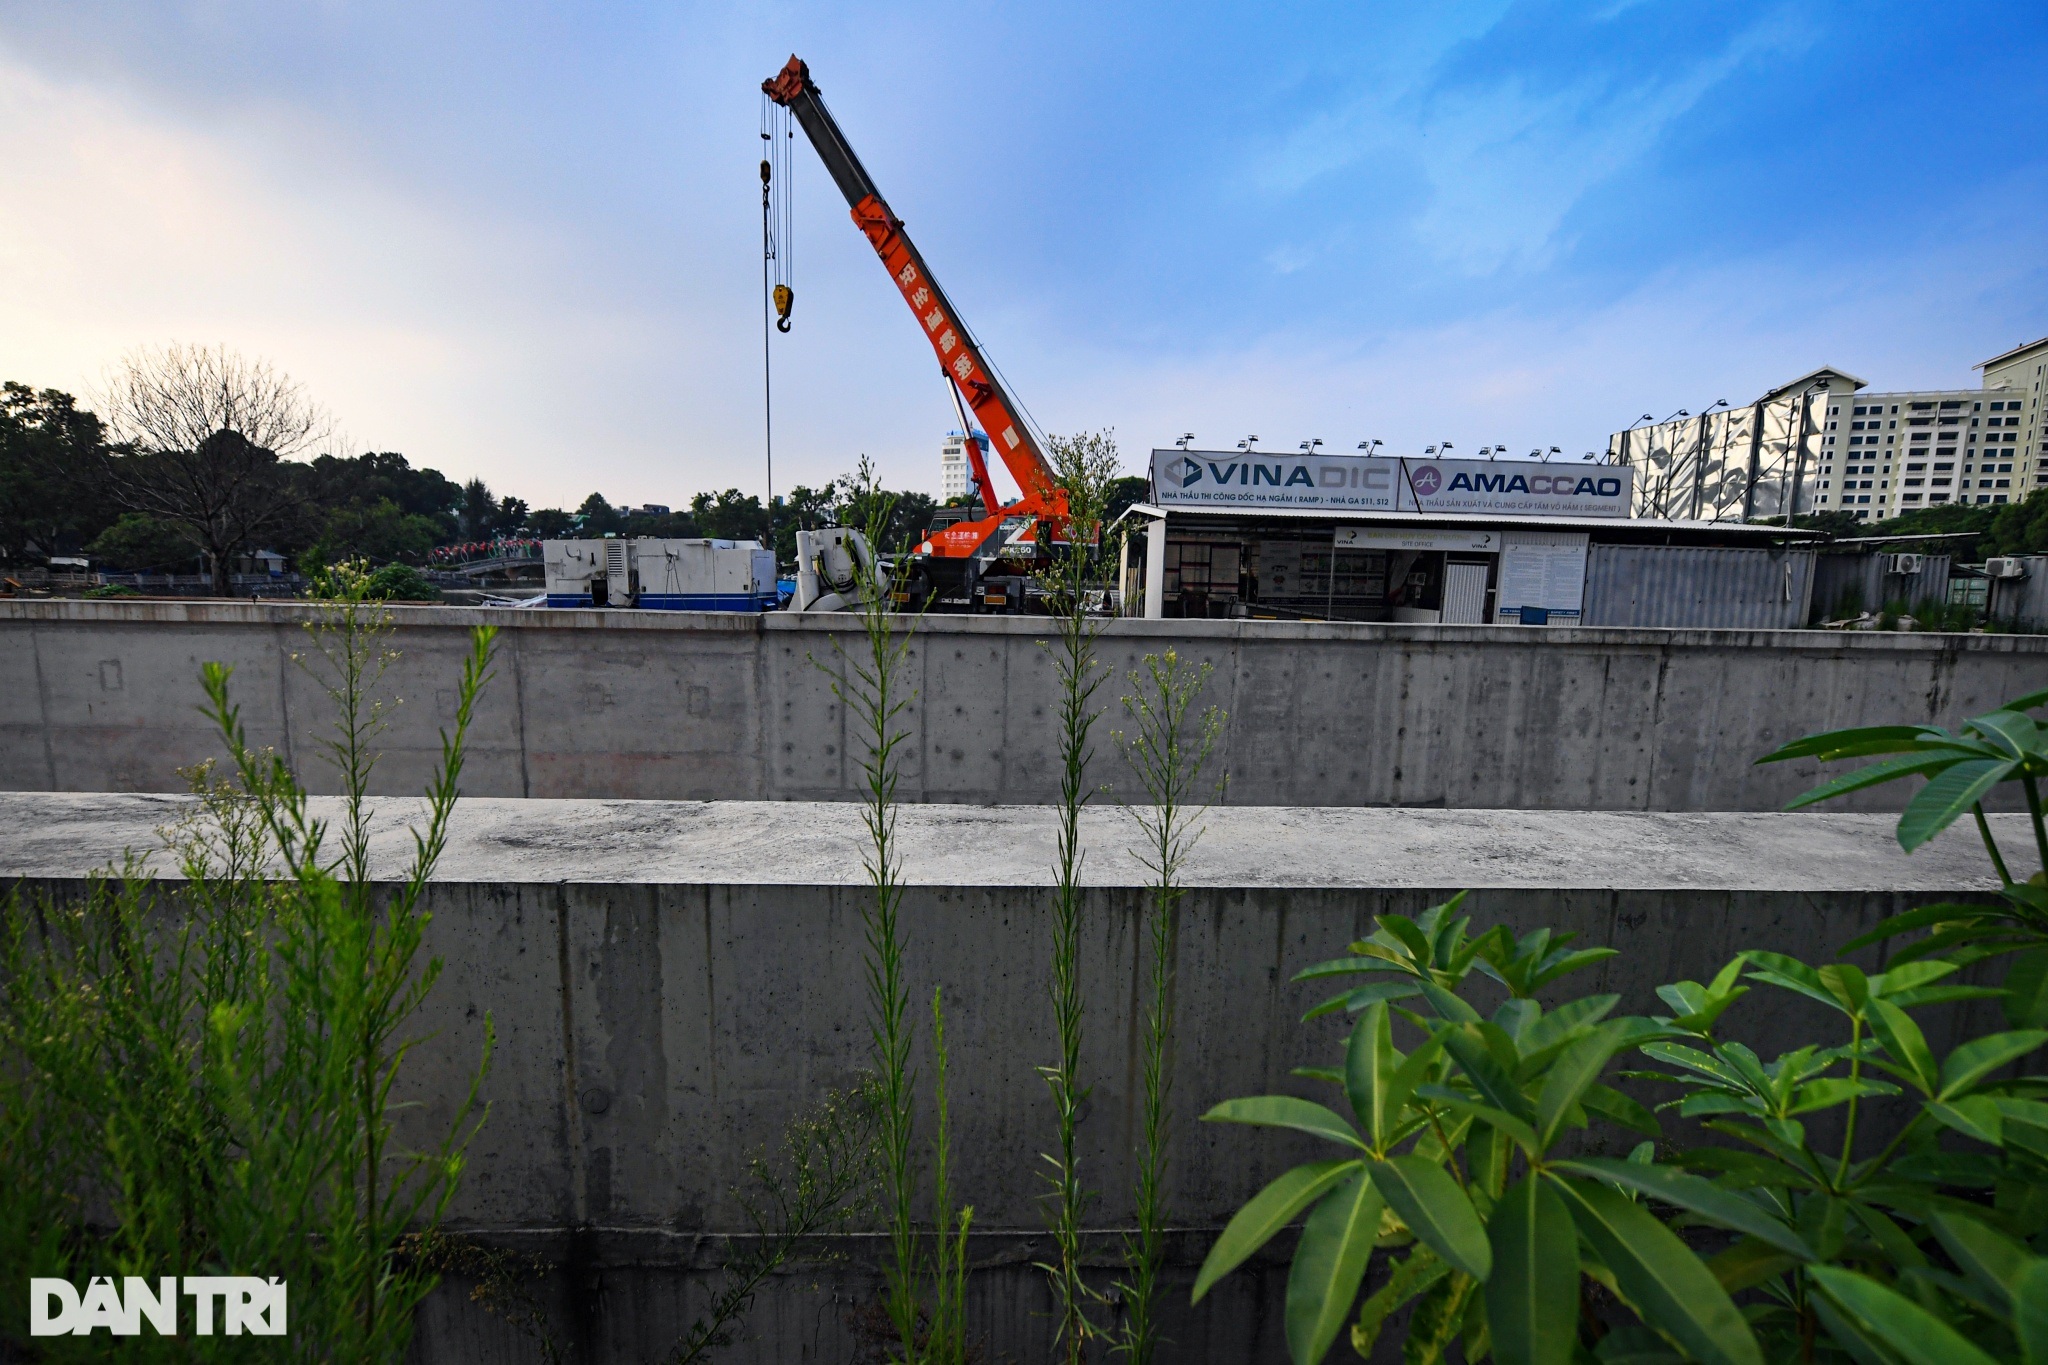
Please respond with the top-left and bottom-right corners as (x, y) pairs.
(30, 1276), (286, 1337)
(1148, 450), (1633, 519)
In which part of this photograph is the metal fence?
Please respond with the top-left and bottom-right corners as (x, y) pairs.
(1581, 543), (1815, 629)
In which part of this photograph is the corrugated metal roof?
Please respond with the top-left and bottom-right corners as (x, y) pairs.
(1146, 504), (1822, 539)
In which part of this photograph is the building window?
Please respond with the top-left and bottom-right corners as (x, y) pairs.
(1902, 493), (1922, 503)
(1931, 493), (1949, 503)
(1906, 462), (1926, 471)
(1904, 477), (1923, 486)
(1997, 478), (2011, 487)
(1995, 495), (2009, 503)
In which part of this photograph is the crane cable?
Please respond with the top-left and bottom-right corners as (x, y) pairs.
(760, 95), (795, 544)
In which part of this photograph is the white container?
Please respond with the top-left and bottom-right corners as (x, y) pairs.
(544, 538), (778, 611)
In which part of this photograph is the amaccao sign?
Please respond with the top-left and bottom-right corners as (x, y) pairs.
(1149, 451), (1633, 519)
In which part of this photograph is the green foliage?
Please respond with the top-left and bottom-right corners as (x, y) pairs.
(817, 454), (937, 1361)
(300, 497), (443, 571)
(86, 511), (200, 572)
(0, 578), (497, 1360)
(1201, 688), (2048, 1364)
(0, 381), (114, 563)
(309, 559), (441, 602)
(1115, 648), (1225, 1362)
(1033, 429), (1125, 1362)
(669, 1078), (883, 1365)
(1987, 488), (2048, 559)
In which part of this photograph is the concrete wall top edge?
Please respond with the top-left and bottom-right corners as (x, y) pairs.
(1, 793), (2023, 895)
(7, 597), (2047, 653)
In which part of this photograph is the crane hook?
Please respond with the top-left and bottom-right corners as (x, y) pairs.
(774, 284), (794, 332)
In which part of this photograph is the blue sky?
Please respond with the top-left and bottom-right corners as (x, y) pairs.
(1, 1), (2044, 508)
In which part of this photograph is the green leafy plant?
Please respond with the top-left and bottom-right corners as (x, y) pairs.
(1758, 688), (2048, 1021)
(1620, 947), (2047, 1363)
(1114, 649), (1224, 1362)
(820, 454), (940, 1362)
(1033, 428), (1123, 1363)
(0, 574), (496, 1361)
(1193, 897), (1743, 1365)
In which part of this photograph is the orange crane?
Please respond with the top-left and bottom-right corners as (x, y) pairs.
(762, 55), (1067, 607)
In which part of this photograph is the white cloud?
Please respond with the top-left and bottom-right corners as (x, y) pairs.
(1251, 7), (1813, 277)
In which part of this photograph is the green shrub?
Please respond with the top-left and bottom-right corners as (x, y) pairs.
(82, 582), (139, 598)
(307, 558), (440, 602)
(0, 579), (497, 1360)
(1196, 688), (2048, 1364)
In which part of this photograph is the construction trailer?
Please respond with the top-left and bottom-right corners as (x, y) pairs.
(1121, 447), (1824, 629)
(1985, 555), (2048, 629)
(543, 539), (779, 611)
(1809, 551), (1954, 622)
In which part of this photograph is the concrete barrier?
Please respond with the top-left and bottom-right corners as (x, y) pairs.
(2, 794), (2024, 1363)
(4, 599), (2045, 811)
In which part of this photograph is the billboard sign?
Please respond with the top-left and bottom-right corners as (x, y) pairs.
(1149, 450), (1633, 519)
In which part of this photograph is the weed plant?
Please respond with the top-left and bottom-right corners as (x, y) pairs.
(670, 1078), (884, 1364)
(823, 455), (932, 1361)
(1032, 429), (1124, 1363)
(0, 561), (496, 1361)
(1113, 650), (1224, 1363)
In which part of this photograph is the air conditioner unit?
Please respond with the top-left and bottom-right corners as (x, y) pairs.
(1984, 557), (2028, 580)
(1880, 553), (1924, 576)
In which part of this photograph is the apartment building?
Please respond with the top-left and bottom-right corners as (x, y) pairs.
(1611, 337), (2046, 522)
(939, 430), (974, 501)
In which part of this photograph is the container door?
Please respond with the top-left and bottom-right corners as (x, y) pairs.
(1441, 561), (1490, 624)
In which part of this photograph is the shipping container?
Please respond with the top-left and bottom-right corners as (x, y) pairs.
(1581, 543), (1815, 629)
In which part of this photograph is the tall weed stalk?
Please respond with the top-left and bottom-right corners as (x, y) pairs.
(0, 564), (497, 1361)
(1033, 430), (1123, 1362)
(927, 988), (973, 1365)
(1113, 651), (1223, 1363)
(824, 456), (928, 1360)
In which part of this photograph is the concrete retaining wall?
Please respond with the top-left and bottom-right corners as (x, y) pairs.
(2, 794), (2025, 1363)
(5, 599), (2045, 811)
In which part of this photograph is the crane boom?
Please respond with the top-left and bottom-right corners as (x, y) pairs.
(762, 56), (1065, 552)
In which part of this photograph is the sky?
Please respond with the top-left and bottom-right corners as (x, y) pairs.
(2, 1), (2045, 510)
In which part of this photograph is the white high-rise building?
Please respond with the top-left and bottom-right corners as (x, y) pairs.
(1608, 337), (2047, 522)
(940, 430), (976, 501)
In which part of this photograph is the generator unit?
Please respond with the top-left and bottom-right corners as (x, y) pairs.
(543, 538), (778, 611)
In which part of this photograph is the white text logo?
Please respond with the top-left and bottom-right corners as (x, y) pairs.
(30, 1277), (287, 1336)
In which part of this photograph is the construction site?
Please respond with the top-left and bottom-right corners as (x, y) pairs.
(5, 42), (2048, 1365)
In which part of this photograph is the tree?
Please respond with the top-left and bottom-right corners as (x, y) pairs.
(528, 508), (574, 539)
(296, 452), (464, 539)
(97, 342), (330, 458)
(97, 344), (331, 594)
(1988, 488), (2048, 558)
(86, 513), (201, 573)
(106, 431), (299, 594)
(689, 489), (772, 542)
(576, 493), (625, 536)
(300, 499), (443, 571)
(0, 383), (114, 563)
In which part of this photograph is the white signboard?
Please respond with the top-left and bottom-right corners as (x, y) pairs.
(1149, 450), (1633, 518)
(1336, 526), (1498, 552)
(1495, 531), (1588, 621)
